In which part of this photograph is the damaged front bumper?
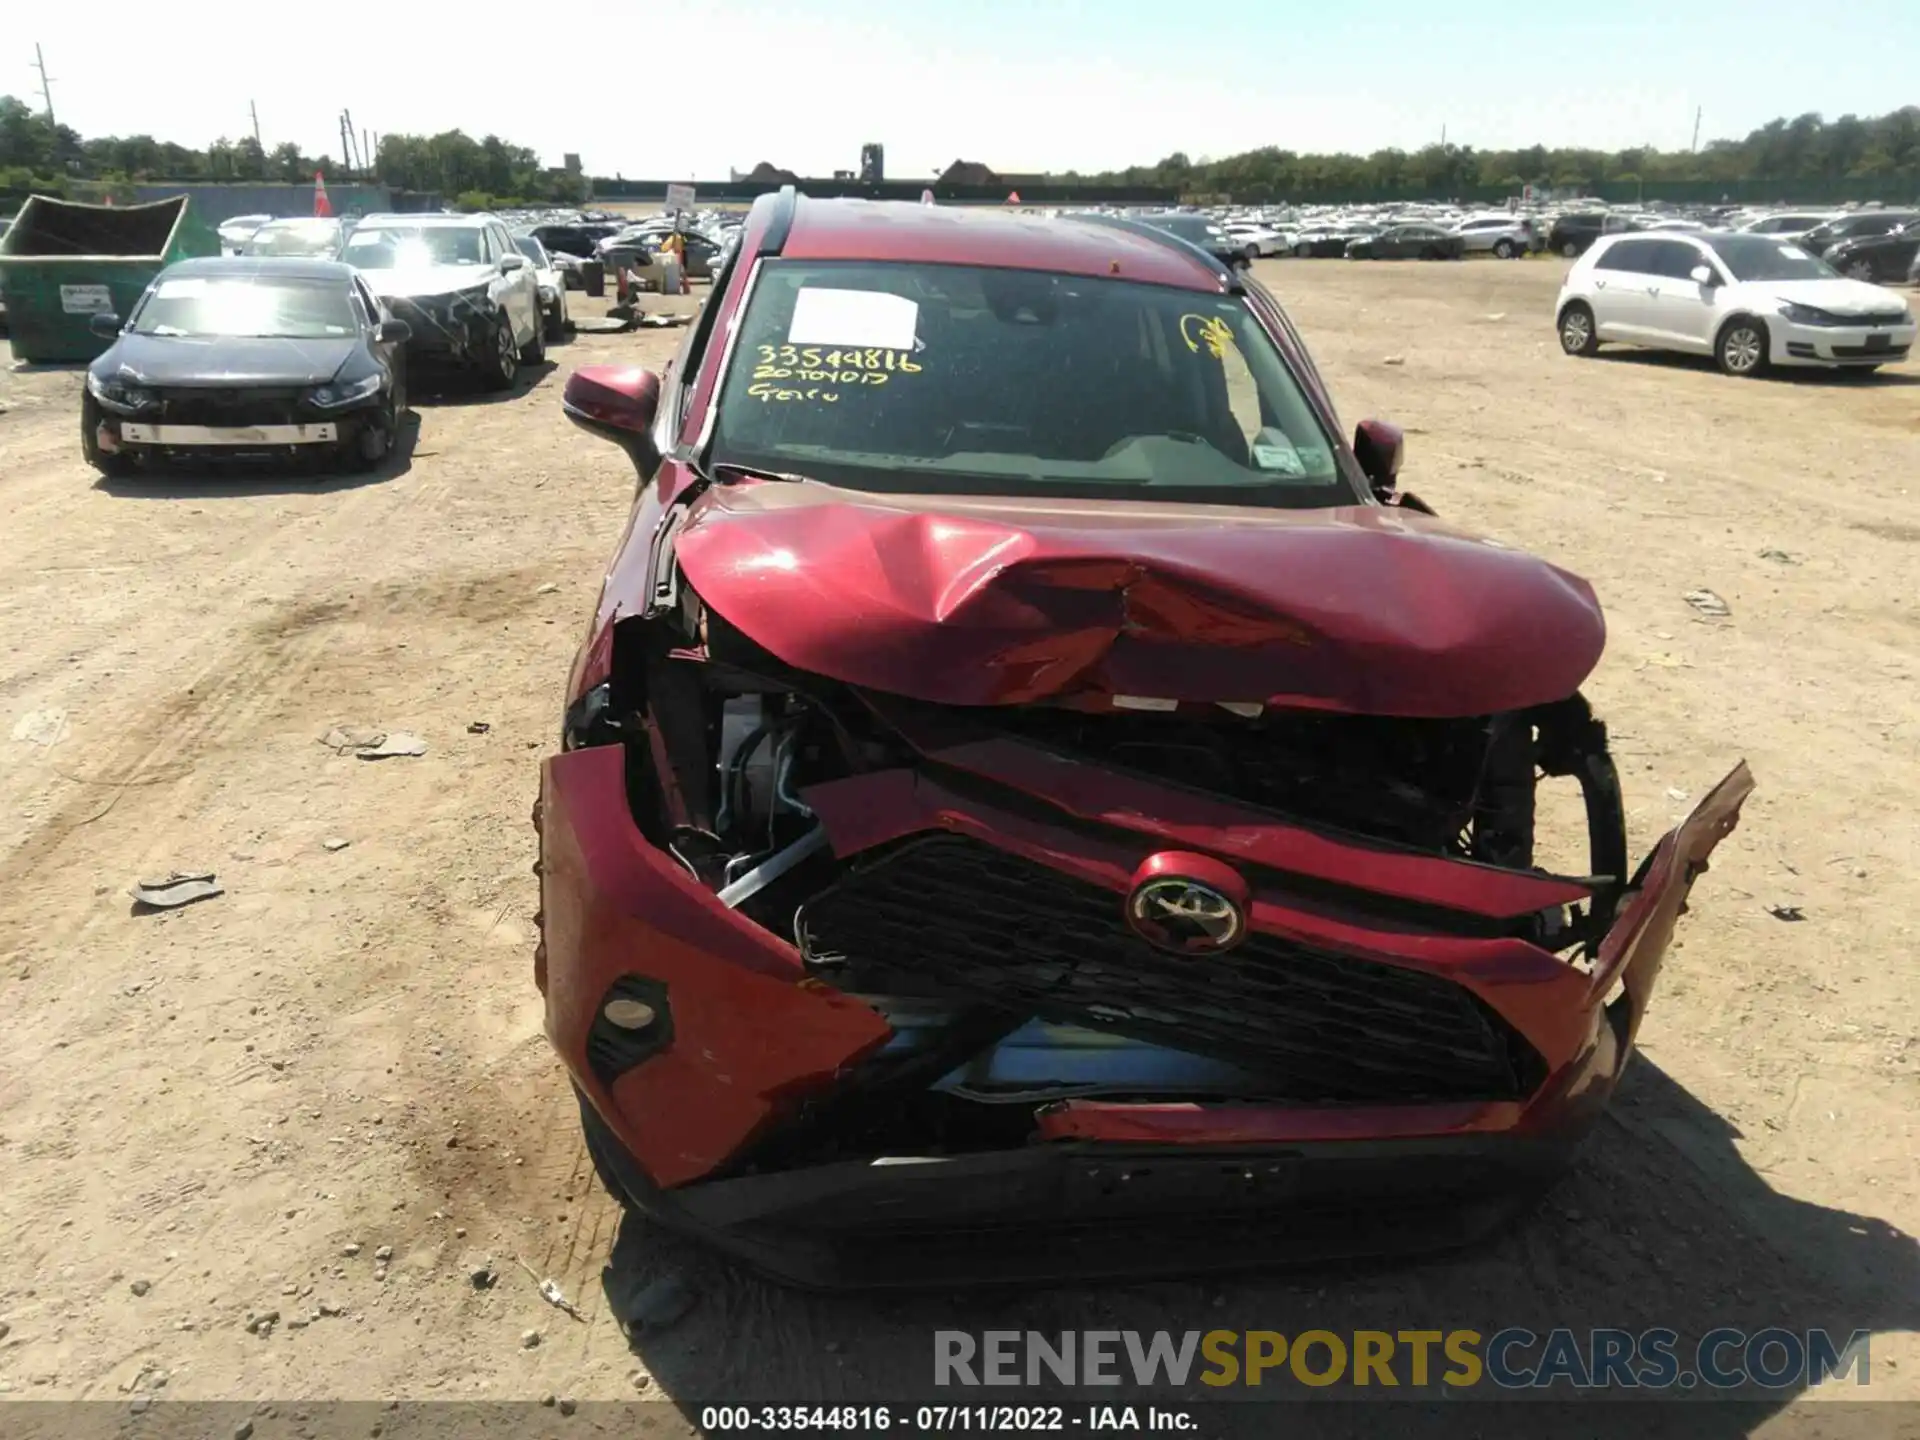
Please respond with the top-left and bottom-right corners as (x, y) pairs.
(538, 697), (1752, 1287)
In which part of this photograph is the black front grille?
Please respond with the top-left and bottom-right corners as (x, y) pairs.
(1856, 312), (1907, 327)
(1833, 342), (1908, 359)
(158, 386), (302, 426)
(801, 835), (1543, 1104)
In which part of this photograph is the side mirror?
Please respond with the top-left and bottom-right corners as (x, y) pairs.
(1352, 418), (1404, 503)
(376, 318), (412, 344)
(89, 312), (122, 339)
(499, 254), (527, 272)
(1689, 264), (1717, 287)
(562, 365), (662, 477)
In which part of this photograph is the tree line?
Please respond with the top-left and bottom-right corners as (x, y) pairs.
(0, 96), (585, 208)
(6, 96), (1920, 206)
(1074, 108), (1920, 202)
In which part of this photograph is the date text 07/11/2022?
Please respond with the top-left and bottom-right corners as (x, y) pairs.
(698, 1404), (1196, 1432)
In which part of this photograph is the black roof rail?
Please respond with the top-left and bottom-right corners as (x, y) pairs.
(757, 184), (800, 258)
(1064, 212), (1245, 293)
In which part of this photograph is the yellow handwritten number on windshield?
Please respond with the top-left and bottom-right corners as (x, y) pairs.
(1180, 313), (1236, 360)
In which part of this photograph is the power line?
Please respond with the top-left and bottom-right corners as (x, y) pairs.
(32, 43), (56, 127)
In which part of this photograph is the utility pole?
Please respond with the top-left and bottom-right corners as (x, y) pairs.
(339, 112), (354, 172)
(361, 129), (371, 173)
(343, 108), (361, 173)
(1691, 106), (1702, 153)
(32, 43), (56, 126)
(250, 100), (262, 149)
(1440, 123), (1447, 149)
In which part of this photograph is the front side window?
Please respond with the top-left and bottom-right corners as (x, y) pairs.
(133, 275), (356, 338)
(342, 225), (486, 269)
(710, 260), (1356, 508)
(1594, 239), (1657, 273)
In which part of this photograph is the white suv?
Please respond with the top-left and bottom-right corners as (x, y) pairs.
(1555, 231), (1915, 377)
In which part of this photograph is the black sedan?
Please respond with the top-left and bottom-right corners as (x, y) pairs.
(1800, 210), (1919, 258)
(1345, 224), (1465, 260)
(1292, 226), (1378, 258)
(1820, 226), (1920, 285)
(82, 257), (409, 478)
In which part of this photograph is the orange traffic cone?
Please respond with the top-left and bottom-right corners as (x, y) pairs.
(314, 172), (333, 218)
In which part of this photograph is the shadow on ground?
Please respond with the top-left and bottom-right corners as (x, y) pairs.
(92, 411), (421, 498)
(1597, 349), (1920, 385)
(409, 359), (559, 408)
(595, 1059), (1917, 1439)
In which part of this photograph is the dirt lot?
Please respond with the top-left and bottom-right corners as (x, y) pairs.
(1, 259), (1917, 1434)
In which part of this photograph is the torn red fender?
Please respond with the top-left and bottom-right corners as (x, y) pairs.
(1591, 760), (1756, 1047)
(541, 746), (892, 1188)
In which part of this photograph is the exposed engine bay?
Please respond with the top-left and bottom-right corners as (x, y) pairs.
(562, 587), (1633, 1180)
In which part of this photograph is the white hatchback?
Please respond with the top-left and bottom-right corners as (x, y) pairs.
(1555, 231), (1915, 376)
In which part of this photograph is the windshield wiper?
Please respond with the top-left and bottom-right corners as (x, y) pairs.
(709, 461), (816, 486)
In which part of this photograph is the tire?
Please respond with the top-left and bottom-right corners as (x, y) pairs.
(80, 394), (135, 478)
(544, 293), (567, 343)
(1294, 242), (1312, 258)
(1492, 238), (1515, 259)
(344, 394), (397, 473)
(1558, 302), (1600, 357)
(1715, 316), (1768, 378)
(575, 1086), (642, 1212)
(1561, 240), (1580, 258)
(519, 299), (546, 365)
(1243, 243), (1260, 262)
(478, 311), (518, 391)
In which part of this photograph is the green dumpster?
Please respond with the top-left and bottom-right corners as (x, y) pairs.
(0, 195), (219, 363)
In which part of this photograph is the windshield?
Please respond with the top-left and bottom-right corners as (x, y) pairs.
(710, 260), (1355, 508)
(341, 225), (485, 269)
(247, 222), (341, 258)
(1702, 235), (1837, 282)
(133, 274), (357, 339)
(513, 236), (547, 265)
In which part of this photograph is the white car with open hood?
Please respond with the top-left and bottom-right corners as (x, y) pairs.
(1555, 230), (1914, 376)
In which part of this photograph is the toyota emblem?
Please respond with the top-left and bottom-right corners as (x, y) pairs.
(1125, 852), (1250, 955)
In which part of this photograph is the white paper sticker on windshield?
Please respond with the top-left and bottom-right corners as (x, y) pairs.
(1777, 245), (1809, 260)
(1251, 442), (1305, 476)
(155, 278), (209, 299)
(788, 288), (918, 351)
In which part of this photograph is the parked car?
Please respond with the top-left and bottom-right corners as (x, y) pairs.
(1816, 226), (1920, 284)
(80, 257), (409, 477)
(1223, 221), (1291, 258)
(1799, 209), (1920, 258)
(216, 213), (272, 253)
(538, 189), (1751, 1288)
(1345, 224), (1465, 260)
(1292, 224), (1378, 258)
(341, 213), (544, 389)
(1451, 214), (1534, 258)
(241, 217), (349, 259)
(1555, 231), (1914, 376)
(512, 234), (571, 341)
(1546, 212), (1629, 258)
(1734, 211), (1839, 241)
(1136, 212), (1249, 268)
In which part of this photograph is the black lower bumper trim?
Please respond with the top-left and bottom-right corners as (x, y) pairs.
(577, 1089), (1587, 1290)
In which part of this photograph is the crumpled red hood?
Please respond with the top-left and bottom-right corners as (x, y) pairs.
(670, 481), (1606, 718)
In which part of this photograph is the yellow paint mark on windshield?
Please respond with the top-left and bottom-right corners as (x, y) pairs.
(1180, 313), (1236, 360)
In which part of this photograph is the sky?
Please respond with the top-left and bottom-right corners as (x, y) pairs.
(13, 0), (1920, 182)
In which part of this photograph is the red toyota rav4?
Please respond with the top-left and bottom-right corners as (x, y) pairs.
(537, 189), (1752, 1288)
